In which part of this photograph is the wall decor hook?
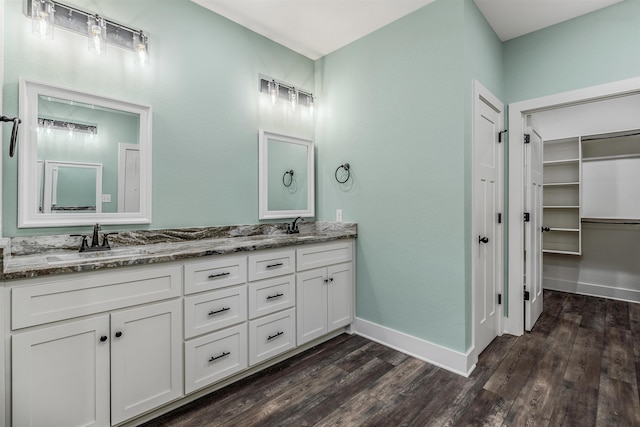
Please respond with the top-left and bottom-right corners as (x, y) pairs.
(335, 163), (351, 184)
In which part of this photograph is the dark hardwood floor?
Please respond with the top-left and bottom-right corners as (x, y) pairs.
(142, 290), (640, 426)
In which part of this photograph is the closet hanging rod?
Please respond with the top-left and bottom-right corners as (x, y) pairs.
(582, 219), (640, 225)
(581, 130), (640, 142)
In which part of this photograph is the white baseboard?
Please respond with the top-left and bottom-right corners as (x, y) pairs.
(544, 277), (640, 303)
(353, 317), (475, 377)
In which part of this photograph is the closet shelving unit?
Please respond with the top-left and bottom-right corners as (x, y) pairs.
(542, 137), (582, 255)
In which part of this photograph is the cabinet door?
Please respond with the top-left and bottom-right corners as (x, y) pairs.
(327, 262), (354, 331)
(12, 316), (110, 427)
(110, 299), (183, 424)
(296, 268), (327, 345)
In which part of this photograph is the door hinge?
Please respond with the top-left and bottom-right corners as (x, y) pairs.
(498, 130), (508, 143)
(498, 293), (502, 305)
(524, 133), (530, 144)
(524, 291), (530, 301)
(498, 213), (502, 224)
(523, 212), (530, 222)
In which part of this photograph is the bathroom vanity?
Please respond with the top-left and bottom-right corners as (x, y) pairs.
(0, 222), (356, 427)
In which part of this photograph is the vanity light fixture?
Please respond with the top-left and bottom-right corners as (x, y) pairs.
(38, 117), (98, 135)
(259, 76), (314, 113)
(26, 0), (150, 66)
(31, 0), (55, 39)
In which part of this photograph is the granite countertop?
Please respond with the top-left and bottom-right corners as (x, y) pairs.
(1, 222), (357, 280)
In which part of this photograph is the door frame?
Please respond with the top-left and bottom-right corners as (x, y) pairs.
(471, 80), (504, 360)
(506, 77), (640, 336)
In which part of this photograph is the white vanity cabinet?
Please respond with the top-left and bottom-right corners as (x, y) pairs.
(183, 255), (250, 395)
(12, 315), (111, 427)
(247, 249), (297, 366)
(9, 265), (183, 427)
(4, 237), (356, 427)
(296, 241), (354, 345)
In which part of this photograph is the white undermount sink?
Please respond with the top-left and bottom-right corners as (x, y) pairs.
(45, 247), (150, 264)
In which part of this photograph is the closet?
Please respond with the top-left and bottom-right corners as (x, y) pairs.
(536, 93), (640, 301)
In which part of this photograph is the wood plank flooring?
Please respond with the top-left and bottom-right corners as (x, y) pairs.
(142, 290), (640, 426)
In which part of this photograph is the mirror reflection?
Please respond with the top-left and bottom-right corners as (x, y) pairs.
(37, 95), (140, 214)
(259, 130), (314, 219)
(267, 139), (309, 211)
(19, 78), (152, 227)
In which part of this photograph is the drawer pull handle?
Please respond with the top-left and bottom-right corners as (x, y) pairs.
(209, 307), (231, 316)
(208, 272), (231, 279)
(266, 263), (283, 269)
(266, 293), (284, 300)
(267, 331), (284, 341)
(209, 351), (230, 362)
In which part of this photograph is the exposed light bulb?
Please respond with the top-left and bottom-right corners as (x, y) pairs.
(31, 0), (55, 40)
(133, 32), (149, 67)
(87, 15), (106, 55)
(289, 87), (297, 110)
(269, 80), (278, 105)
(309, 95), (315, 115)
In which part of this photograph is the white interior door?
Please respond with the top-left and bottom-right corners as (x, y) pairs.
(473, 81), (503, 355)
(524, 119), (544, 330)
(118, 143), (140, 213)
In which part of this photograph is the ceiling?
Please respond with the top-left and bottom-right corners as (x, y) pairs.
(191, 0), (625, 60)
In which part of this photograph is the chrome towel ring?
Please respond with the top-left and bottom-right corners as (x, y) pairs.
(1, 115), (21, 157)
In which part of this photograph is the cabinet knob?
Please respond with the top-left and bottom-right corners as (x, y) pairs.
(99, 335), (108, 342)
(479, 236), (489, 244)
(115, 331), (123, 338)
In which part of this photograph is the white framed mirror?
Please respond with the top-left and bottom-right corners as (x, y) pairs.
(258, 130), (314, 219)
(18, 78), (152, 227)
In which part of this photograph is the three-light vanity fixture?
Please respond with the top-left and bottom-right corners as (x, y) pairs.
(38, 117), (98, 137)
(28, 0), (150, 67)
(260, 76), (314, 113)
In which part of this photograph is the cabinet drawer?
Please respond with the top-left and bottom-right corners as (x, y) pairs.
(184, 324), (248, 394)
(249, 308), (296, 366)
(184, 256), (247, 295)
(184, 285), (248, 339)
(12, 265), (182, 330)
(296, 241), (353, 272)
(248, 276), (295, 320)
(248, 250), (295, 281)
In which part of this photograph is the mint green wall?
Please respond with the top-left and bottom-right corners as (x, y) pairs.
(2, 0), (314, 236)
(315, 0), (471, 352)
(504, 0), (640, 103)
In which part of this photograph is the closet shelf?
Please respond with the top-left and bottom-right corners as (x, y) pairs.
(547, 228), (580, 232)
(543, 206), (579, 209)
(543, 249), (581, 255)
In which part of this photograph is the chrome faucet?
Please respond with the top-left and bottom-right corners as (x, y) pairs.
(287, 217), (303, 234)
